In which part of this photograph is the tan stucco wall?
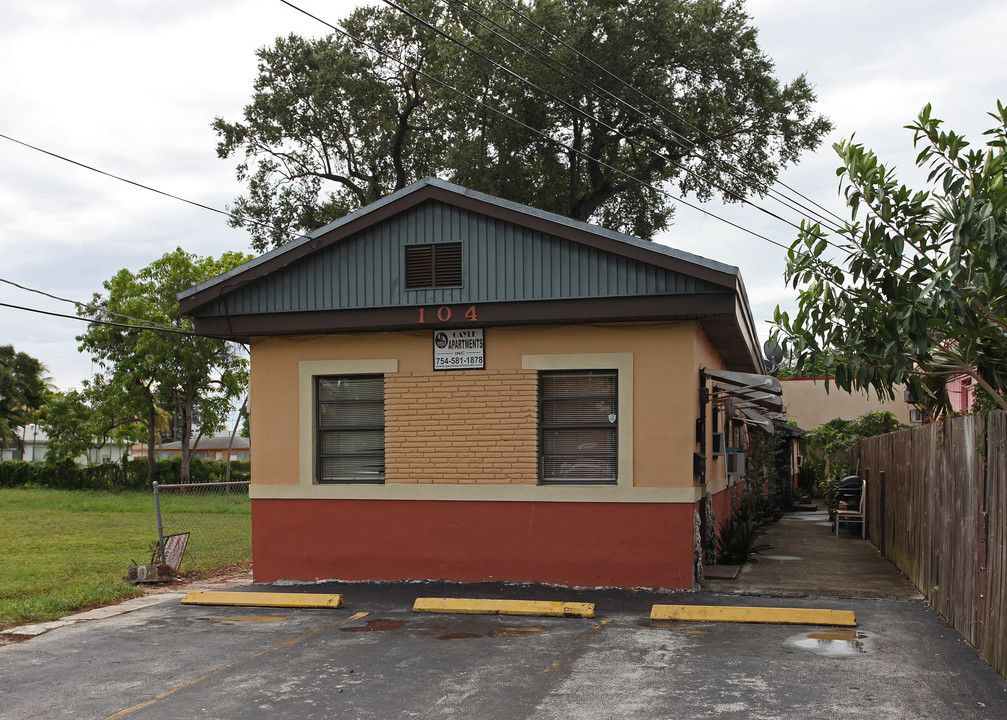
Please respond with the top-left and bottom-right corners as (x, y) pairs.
(693, 325), (732, 492)
(248, 322), (730, 502)
(781, 378), (914, 430)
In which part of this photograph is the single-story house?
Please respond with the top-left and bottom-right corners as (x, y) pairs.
(180, 177), (772, 590)
(132, 434), (251, 462)
(0, 424), (131, 464)
(781, 377), (917, 429)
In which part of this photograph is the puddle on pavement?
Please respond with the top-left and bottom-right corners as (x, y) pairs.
(200, 615), (289, 623)
(340, 619), (407, 632)
(791, 629), (872, 655)
(488, 626), (548, 637)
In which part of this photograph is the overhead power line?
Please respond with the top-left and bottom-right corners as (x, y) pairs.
(278, 0), (791, 250)
(439, 0), (847, 234)
(0, 300), (196, 336)
(0, 276), (185, 335)
(378, 0), (816, 239)
(0, 132), (279, 238)
(484, 0), (849, 230)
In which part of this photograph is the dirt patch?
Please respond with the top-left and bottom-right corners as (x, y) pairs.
(140, 563), (254, 595)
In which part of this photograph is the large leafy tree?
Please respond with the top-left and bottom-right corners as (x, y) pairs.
(78, 249), (252, 483)
(0, 345), (51, 453)
(40, 379), (151, 465)
(774, 102), (1007, 414)
(215, 0), (830, 251)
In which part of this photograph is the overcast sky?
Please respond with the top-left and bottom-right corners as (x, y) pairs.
(1, 0), (1004, 393)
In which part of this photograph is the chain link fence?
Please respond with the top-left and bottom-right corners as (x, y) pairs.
(152, 481), (251, 573)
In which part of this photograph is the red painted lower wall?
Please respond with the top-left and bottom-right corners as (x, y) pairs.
(251, 499), (698, 589)
(711, 482), (741, 528)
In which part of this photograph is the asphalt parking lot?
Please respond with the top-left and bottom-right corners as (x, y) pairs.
(2, 581), (1005, 720)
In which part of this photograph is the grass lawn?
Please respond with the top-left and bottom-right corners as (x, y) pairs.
(0, 487), (251, 627)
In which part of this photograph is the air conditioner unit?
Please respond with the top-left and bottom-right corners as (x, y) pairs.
(711, 432), (726, 457)
(726, 451), (746, 477)
(910, 408), (924, 424)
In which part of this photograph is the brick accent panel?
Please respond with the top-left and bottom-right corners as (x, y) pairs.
(385, 370), (539, 484)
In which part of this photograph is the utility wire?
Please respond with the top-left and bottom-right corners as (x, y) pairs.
(279, 0), (789, 249)
(378, 0), (815, 239)
(0, 300), (250, 352)
(487, 0), (849, 230)
(372, 0), (923, 276)
(0, 132), (279, 238)
(439, 0), (846, 234)
(0, 300), (197, 336)
(0, 276), (185, 335)
(281, 0), (936, 301)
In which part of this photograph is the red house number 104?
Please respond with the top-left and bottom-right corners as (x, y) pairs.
(416, 305), (479, 323)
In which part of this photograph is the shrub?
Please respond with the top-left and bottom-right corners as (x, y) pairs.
(0, 457), (251, 490)
(715, 482), (775, 565)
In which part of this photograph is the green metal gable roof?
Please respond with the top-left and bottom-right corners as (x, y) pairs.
(181, 178), (764, 372)
(194, 199), (724, 317)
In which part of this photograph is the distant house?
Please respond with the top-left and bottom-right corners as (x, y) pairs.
(0, 424), (131, 464)
(131, 434), (250, 462)
(781, 377), (917, 430)
(179, 177), (777, 590)
(945, 374), (975, 414)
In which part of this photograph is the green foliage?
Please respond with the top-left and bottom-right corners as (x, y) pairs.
(817, 474), (839, 510)
(0, 488), (251, 625)
(0, 345), (51, 447)
(804, 411), (907, 480)
(714, 483), (774, 565)
(796, 462), (819, 497)
(0, 459), (250, 491)
(77, 248), (252, 484)
(216, 0), (830, 251)
(774, 102), (1007, 416)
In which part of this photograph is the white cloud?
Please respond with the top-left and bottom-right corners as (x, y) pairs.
(0, 0), (1004, 391)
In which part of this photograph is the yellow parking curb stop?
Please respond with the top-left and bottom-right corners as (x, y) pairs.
(650, 604), (856, 626)
(181, 591), (344, 609)
(413, 597), (595, 617)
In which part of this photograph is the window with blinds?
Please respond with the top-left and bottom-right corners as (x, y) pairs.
(539, 370), (617, 484)
(405, 243), (463, 289)
(316, 375), (385, 484)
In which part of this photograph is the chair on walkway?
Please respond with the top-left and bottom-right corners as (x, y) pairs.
(834, 476), (866, 538)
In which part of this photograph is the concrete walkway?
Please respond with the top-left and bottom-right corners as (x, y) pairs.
(705, 507), (923, 599)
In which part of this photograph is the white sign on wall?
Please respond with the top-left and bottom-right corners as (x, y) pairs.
(433, 329), (485, 371)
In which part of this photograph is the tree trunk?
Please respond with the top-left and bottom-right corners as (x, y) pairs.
(146, 404), (157, 486)
(225, 395), (249, 485)
(179, 400), (193, 485)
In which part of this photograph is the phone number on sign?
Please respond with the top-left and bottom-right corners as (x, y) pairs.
(435, 355), (484, 369)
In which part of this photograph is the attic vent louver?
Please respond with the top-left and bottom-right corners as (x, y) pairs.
(405, 243), (462, 289)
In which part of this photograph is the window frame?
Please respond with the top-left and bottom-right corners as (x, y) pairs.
(315, 374), (386, 485)
(538, 369), (619, 485)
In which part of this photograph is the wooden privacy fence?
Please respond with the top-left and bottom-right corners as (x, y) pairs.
(859, 410), (1007, 677)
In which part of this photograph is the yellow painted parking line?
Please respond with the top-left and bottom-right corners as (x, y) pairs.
(180, 591), (343, 609)
(413, 597), (595, 618)
(650, 604), (856, 627)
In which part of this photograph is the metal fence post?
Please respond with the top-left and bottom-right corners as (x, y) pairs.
(153, 481), (165, 561)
